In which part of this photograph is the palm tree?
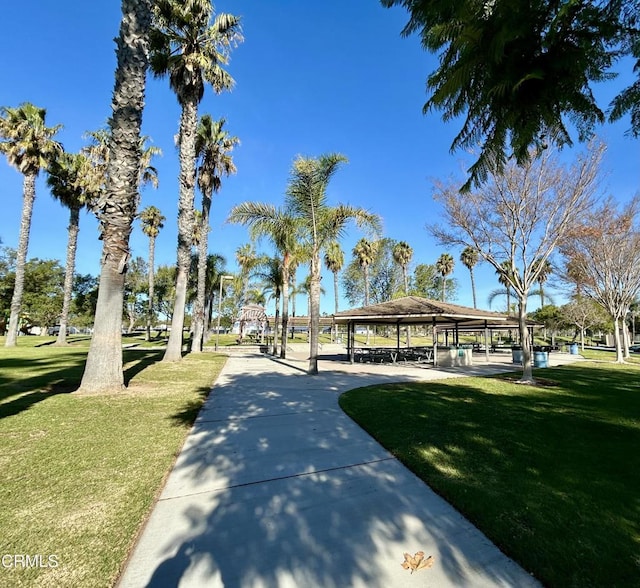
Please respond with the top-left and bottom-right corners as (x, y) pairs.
(392, 241), (413, 295)
(353, 238), (378, 307)
(192, 115), (238, 352)
(80, 1), (153, 392)
(235, 243), (257, 305)
(0, 103), (62, 346)
(392, 240), (413, 345)
(284, 153), (381, 374)
(253, 256), (283, 355)
(324, 241), (344, 343)
(139, 205), (165, 341)
(534, 259), (553, 308)
(436, 253), (455, 301)
(353, 238), (379, 345)
(228, 204), (300, 358)
(496, 261), (515, 315)
(203, 253), (226, 336)
(47, 151), (98, 346)
(460, 247), (479, 308)
(150, 0), (242, 362)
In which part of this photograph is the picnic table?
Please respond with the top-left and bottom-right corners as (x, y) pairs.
(353, 346), (434, 365)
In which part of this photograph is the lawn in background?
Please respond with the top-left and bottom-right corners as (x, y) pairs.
(340, 362), (640, 587)
(0, 336), (226, 587)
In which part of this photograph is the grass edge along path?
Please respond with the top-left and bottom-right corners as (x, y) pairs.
(0, 341), (226, 588)
(339, 362), (640, 588)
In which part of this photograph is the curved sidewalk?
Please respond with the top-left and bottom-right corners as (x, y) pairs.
(118, 352), (579, 587)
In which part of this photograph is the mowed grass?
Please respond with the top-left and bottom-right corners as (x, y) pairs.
(0, 337), (226, 587)
(339, 362), (640, 587)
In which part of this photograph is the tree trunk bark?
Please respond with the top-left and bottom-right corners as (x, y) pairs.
(517, 295), (534, 383)
(55, 206), (80, 346)
(308, 251), (321, 374)
(280, 255), (290, 359)
(79, 0), (152, 392)
(164, 96), (198, 362)
(146, 234), (155, 342)
(6, 172), (36, 346)
(613, 316), (624, 363)
(192, 189), (212, 354)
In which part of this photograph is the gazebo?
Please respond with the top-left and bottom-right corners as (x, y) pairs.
(332, 296), (512, 366)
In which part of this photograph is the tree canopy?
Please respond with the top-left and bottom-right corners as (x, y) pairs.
(383, 0), (639, 188)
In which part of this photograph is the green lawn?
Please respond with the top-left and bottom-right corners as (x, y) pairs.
(0, 337), (225, 587)
(339, 361), (640, 588)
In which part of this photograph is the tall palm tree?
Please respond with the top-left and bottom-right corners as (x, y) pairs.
(228, 204), (300, 358)
(150, 0), (242, 362)
(534, 259), (553, 308)
(235, 243), (257, 305)
(0, 103), (62, 346)
(496, 261), (516, 314)
(253, 256), (283, 355)
(353, 238), (379, 345)
(47, 151), (98, 346)
(285, 153), (382, 374)
(139, 205), (165, 341)
(392, 240), (413, 345)
(192, 115), (238, 352)
(324, 241), (344, 343)
(353, 238), (378, 307)
(436, 253), (455, 301)
(392, 241), (413, 295)
(80, 0), (153, 392)
(203, 253), (226, 336)
(460, 246), (479, 308)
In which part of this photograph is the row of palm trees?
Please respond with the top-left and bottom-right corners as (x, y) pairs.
(0, 1), (243, 392)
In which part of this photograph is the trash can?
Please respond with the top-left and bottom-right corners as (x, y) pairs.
(569, 343), (579, 355)
(512, 346), (523, 364)
(533, 351), (548, 368)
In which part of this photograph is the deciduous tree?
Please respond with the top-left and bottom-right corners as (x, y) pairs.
(560, 196), (640, 362)
(431, 143), (603, 382)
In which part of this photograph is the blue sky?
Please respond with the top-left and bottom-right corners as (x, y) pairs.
(1, 1), (638, 315)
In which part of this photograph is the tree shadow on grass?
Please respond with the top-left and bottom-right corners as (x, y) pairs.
(123, 350), (165, 385)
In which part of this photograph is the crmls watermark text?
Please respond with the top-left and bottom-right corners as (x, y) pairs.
(2, 554), (59, 569)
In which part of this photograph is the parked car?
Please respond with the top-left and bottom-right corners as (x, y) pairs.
(629, 344), (640, 353)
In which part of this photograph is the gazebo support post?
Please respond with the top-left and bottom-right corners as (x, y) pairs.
(396, 320), (401, 354)
(484, 322), (490, 362)
(432, 317), (438, 367)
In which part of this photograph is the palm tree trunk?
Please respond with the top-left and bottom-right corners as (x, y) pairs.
(308, 251), (321, 374)
(164, 97), (198, 362)
(470, 269), (477, 309)
(273, 293), (280, 355)
(192, 191), (212, 354)
(280, 255), (290, 359)
(6, 172), (36, 346)
(55, 206), (80, 346)
(146, 234), (156, 342)
(80, 0), (152, 392)
(332, 270), (339, 343)
(364, 265), (371, 346)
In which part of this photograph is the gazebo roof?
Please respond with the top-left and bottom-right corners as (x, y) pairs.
(333, 296), (509, 326)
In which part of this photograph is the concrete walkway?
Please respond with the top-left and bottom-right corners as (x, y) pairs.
(118, 351), (581, 587)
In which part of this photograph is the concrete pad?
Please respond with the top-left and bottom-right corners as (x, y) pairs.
(117, 352), (573, 587)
